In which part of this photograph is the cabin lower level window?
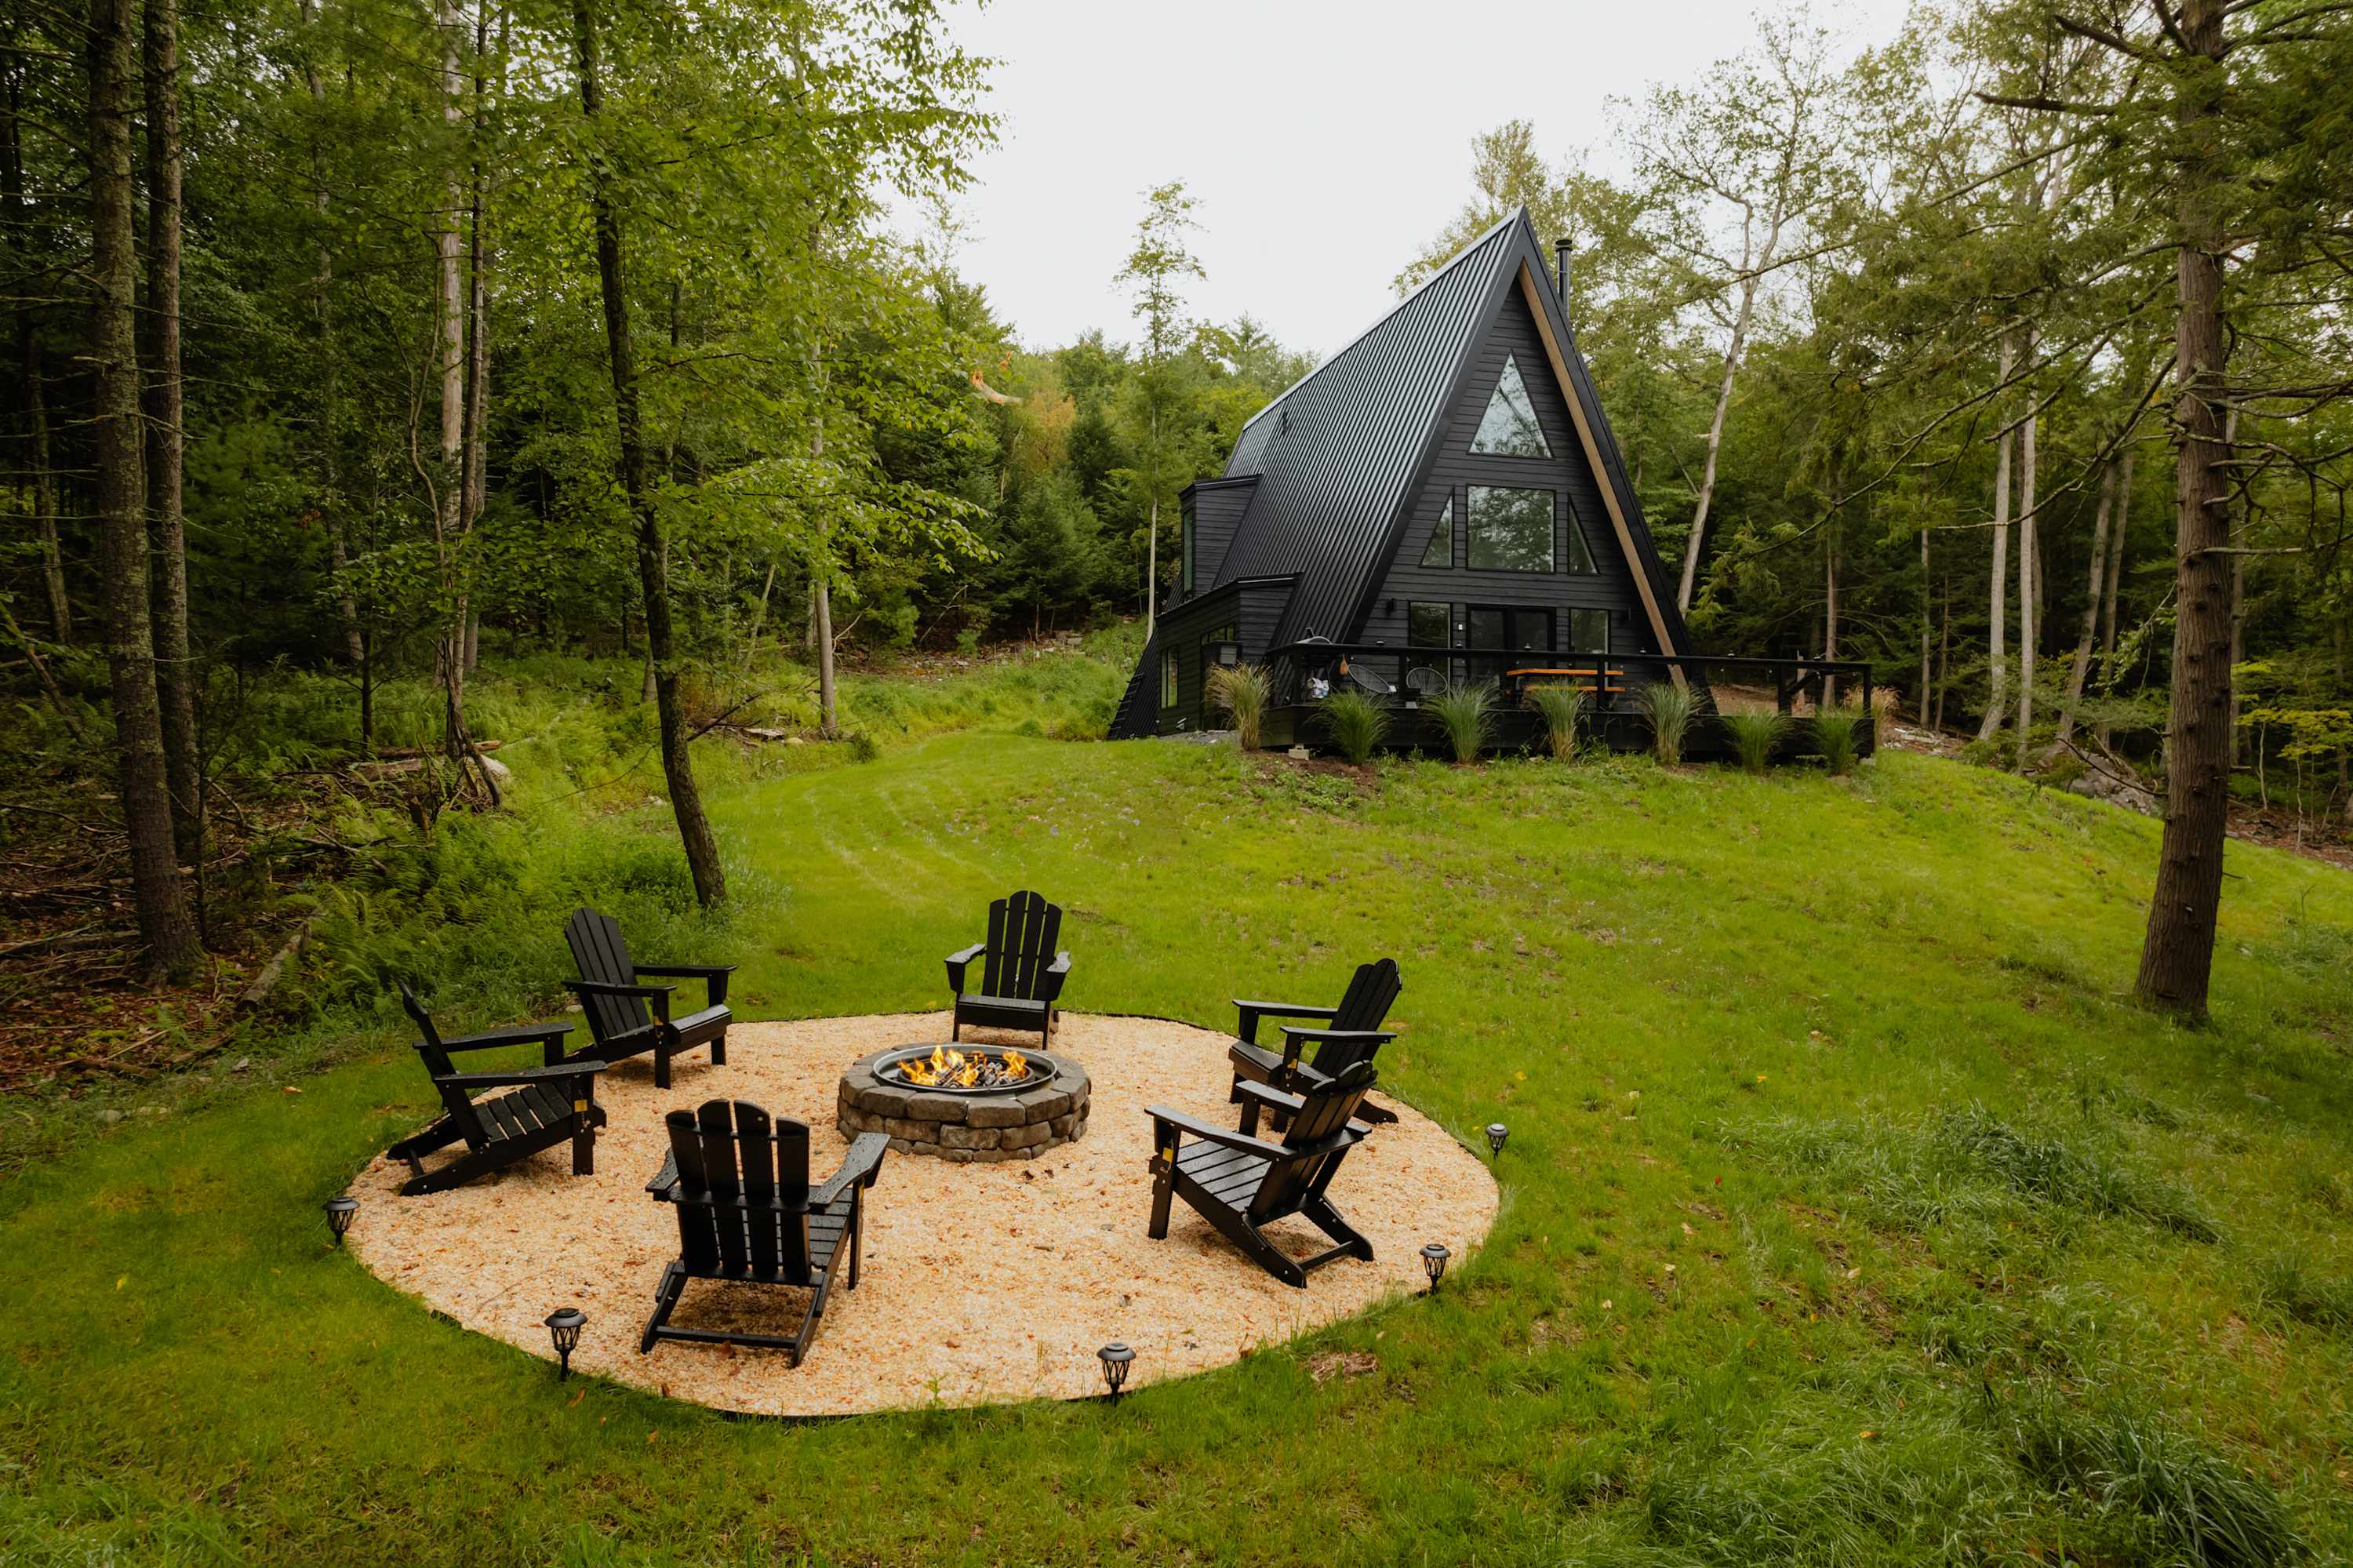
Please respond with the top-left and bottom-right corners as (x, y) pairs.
(1568, 608), (1609, 655)
(1406, 601), (1451, 650)
(1466, 606), (1552, 652)
(1467, 486), (1555, 572)
(1159, 648), (1179, 708)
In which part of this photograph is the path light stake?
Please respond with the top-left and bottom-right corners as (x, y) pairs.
(1420, 1242), (1451, 1293)
(1486, 1123), (1508, 1158)
(323, 1195), (358, 1246)
(544, 1308), (586, 1380)
(1097, 1341), (1135, 1401)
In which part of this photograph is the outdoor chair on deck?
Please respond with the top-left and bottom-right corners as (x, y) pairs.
(385, 981), (608, 1195)
(1147, 1060), (1380, 1288)
(1228, 958), (1402, 1128)
(944, 890), (1071, 1050)
(562, 908), (735, 1090)
(641, 1100), (889, 1365)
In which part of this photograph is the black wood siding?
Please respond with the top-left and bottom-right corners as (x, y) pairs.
(1148, 577), (1297, 734)
(1182, 476), (1259, 596)
(1355, 289), (1660, 668)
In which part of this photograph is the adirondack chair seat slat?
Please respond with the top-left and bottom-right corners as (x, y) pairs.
(1147, 1060), (1380, 1289)
(1227, 959), (1404, 1131)
(387, 982), (609, 1196)
(642, 1102), (889, 1365)
(944, 891), (1071, 1051)
(564, 908), (736, 1091)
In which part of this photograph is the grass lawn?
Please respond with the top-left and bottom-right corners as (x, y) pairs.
(5, 729), (2351, 1566)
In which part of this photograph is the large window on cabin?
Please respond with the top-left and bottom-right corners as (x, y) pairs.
(1466, 607), (1553, 653)
(1467, 486), (1555, 572)
(1406, 601), (1451, 650)
(1470, 356), (1552, 457)
(1568, 608), (1609, 656)
(1159, 647), (1179, 709)
(1420, 494), (1454, 567)
(1562, 498), (1597, 573)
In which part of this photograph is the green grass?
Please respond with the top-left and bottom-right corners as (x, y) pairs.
(5, 713), (2353, 1565)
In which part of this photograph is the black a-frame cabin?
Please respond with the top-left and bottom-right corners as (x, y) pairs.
(1109, 208), (1701, 746)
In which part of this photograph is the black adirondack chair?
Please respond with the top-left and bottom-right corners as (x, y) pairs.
(944, 890), (1071, 1050)
(1146, 1060), (1380, 1288)
(640, 1100), (890, 1365)
(562, 908), (734, 1090)
(385, 981), (609, 1195)
(1228, 959), (1402, 1127)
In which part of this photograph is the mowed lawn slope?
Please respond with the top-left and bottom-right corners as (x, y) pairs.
(5, 734), (2351, 1566)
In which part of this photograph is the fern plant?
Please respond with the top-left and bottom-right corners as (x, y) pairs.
(1527, 684), (1587, 760)
(1207, 662), (1272, 750)
(1427, 681), (1497, 763)
(1317, 689), (1391, 764)
(1637, 680), (1700, 766)
(1719, 710), (1788, 775)
(1813, 709), (1861, 776)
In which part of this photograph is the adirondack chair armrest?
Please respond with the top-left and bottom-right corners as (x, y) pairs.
(563, 977), (672, 1024)
(434, 1060), (610, 1092)
(632, 964), (733, 1007)
(1233, 1077), (1380, 1139)
(1274, 1024), (1395, 1070)
(944, 943), (986, 993)
(1231, 999), (1340, 1046)
(646, 1151), (680, 1199)
(1146, 1105), (1289, 1162)
(1036, 951), (1073, 1003)
(436, 1020), (576, 1053)
(811, 1133), (891, 1208)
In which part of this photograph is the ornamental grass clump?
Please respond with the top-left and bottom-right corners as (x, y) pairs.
(1206, 662), (1271, 750)
(1317, 689), (1390, 765)
(1720, 710), (1788, 775)
(1638, 679), (1699, 766)
(1813, 709), (1861, 776)
(1427, 681), (1497, 763)
(1528, 684), (1587, 759)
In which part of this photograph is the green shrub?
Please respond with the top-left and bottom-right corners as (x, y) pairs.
(1317, 689), (1390, 764)
(1207, 662), (1272, 750)
(1814, 709), (1861, 775)
(1638, 679), (1700, 766)
(1426, 682), (1497, 763)
(1527, 683), (1587, 759)
(1720, 710), (1789, 774)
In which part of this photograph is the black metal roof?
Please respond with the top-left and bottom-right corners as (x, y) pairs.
(1206, 208), (1693, 657)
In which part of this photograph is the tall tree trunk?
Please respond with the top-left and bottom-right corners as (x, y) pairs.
(2054, 457), (2118, 748)
(457, 0), (499, 679)
(809, 344), (838, 735)
(300, 0), (362, 665)
(1977, 335), (2017, 740)
(2013, 400), (2039, 766)
(2095, 446), (2135, 748)
(1678, 271), (1762, 616)
(2136, 0), (2233, 1018)
(572, 0), (725, 907)
(432, 0), (478, 790)
(1821, 509), (1840, 711)
(144, 0), (201, 871)
(2224, 407), (2244, 766)
(3, 73), (68, 646)
(1918, 526), (1933, 725)
(89, 0), (197, 980)
(1144, 402), (1159, 638)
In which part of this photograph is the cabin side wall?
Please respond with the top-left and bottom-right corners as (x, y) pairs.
(1147, 578), (1296, 735)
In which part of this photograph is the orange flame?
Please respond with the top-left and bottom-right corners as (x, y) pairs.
(893, 1044), (1032, 1089)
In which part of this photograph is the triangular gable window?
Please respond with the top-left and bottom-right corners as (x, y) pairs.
(1420, 494), (1453, 567)
(1470, 355), (1552, 457)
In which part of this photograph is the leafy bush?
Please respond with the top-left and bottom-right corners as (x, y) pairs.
(1720, 710), (1788, 775)
(1207, 662), (1272, 750)
(1638, 679), (1700, 766)
(1814, 709), (1861, 775)
(1527, 683), (1587, 759)
(1317, 689), (1390, 764)
(1426, 682), (1497, 763)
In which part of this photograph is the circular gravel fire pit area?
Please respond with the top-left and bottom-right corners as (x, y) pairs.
(836, 1043), (1090, 1161)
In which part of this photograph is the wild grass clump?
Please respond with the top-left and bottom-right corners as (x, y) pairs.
(1207, 662), (1271, 749)
(2012, 1393), (2300, 1567)
(1813, 708), (1862, 775)
(1426, 681), (1497, 763)
(2253, 1255), (2353, 1330)
(1637, 679), (1700, 766)
(1316, 689), (1390, 764)
(1930, 1106), (2219, 1240)
(1719, 710), (1788, 775)
(1527, 683), (1587, 759)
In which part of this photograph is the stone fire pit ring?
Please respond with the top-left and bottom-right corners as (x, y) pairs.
(836, 1044), (1089, 1162)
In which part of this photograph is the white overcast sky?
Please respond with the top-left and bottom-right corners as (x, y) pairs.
(898, 0), (1915, 362)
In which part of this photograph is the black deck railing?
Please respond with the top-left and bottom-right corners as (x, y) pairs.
(1260, 642), (1877, 717)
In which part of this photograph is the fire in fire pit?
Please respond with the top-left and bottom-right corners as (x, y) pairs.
(890, 1043), (1035, 1092)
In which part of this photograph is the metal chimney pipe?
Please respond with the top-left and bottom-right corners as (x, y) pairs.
(1555, 238), (1574, 308)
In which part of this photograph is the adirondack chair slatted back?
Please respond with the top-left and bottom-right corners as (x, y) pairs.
(1316, 959), (1402, 1075)
(397, 981), (490, 1148)
(1251, 1060), (1377, 1221)
(664, 1101), (813, 1285)
(566, 908), (650, 1042)
(980, 891), (1062, 999)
